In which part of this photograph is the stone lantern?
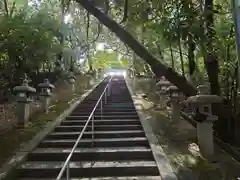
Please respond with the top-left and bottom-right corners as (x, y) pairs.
(166, 85), (184, 123)
(156, 76), (171, 109)
(185, 84), (223, 161)
(13, 77), (36, 128)
(97, 68), (103, 79)
(38, 78), (55, 114)
(68, 72), (76, 93)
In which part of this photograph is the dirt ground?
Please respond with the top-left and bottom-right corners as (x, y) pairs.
(0, 75), (91, 166)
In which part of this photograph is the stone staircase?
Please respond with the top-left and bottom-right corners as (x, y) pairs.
(15, 76), (162, 179)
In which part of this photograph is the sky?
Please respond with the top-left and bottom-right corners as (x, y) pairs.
(64, 14), (73, 24)
(96, 43), (105, 51)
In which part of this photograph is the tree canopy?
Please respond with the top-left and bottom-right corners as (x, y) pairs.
(1, 0), (239, 141)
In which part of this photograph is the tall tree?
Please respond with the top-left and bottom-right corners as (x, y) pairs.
(76, 0), (197, 96)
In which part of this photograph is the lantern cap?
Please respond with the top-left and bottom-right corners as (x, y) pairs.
(38, 78), (55, 89)
(186, 95), (223, 105)
(13, 76), (36, 93)
(167, 85), (180, 93)
(157, 77), (171, 87)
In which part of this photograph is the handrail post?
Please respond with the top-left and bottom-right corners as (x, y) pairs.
(66, 162), (69, 180)
(100, 98), (103, 120)
(104, 89), (107, 104)
(91, 115), (94, 147)
(107, 81), (111, 96)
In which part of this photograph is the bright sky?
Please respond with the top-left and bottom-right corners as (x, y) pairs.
(96, 43), (105, 51)
(28, 0), (41, 7)
(64, 14), (72, 24)
(96, 43), (114, 53)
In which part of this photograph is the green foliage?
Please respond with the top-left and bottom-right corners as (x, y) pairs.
(91, 51), (129, 69)
(113, 0), (237, 93)
(0, 0), (103, 93)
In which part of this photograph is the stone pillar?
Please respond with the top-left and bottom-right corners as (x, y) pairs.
(157, 77), (171, 109)
(16, 102), (30, 128)
(38, 79), (55, 114)
(13, 77), (36, 128)
(159, 91), (167, 109)
(171, 101), (181, 122)
(68, 72), (76, 93)
(197, 120), (214, 159)
(71, 83), (75, 93)
(167, 86), (183, 123)
(43, 96), (51, 113)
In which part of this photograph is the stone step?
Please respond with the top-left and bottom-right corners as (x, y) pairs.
(54, 125), (142, 132)
(19, 176), (162, 180)
(105, 102), (134, 105)
(107, 99), (133, 102)
(61, 119), (141, 126)
(77, 104), (135, 108)
(72, 108), (136, 112)
(39, 137), (149, 148)
(13, 79), (162, 180)
(104, 105), (135, 109)
(27, 147), (154, 161)
(70, 111), (138, 116)
(78, 101), (101, 105)
(17, 161), (159, 178)
(47, 130), (145, 139)
(78, 97), (101, 100)
(66, 115), (139, 120)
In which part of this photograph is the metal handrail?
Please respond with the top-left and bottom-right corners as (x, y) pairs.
(56, 76), (112, 180)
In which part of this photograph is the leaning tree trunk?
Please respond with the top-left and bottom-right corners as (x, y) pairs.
(76, 0), (197, 96)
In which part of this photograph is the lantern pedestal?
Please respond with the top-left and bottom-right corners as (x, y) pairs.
(157, 77), (171, 109)
(197, 120), (215, 160)
(159, 93), (166, 109)
(16, 102), (30, 128)
(68, 72), (76, 93)
(171, 100), (181, 123)
(166, 85), (183, 123)
(70, 83), (75, 93)
(42, 96), (51, 114)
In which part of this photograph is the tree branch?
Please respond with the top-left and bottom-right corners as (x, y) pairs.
(75, 0), (197, 96)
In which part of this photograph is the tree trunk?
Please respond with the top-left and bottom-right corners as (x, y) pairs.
(187, 35), (196, 76)
(204, 0), (220, 95)
(169, 42), (175, 70)
(3, 0), (9, 16)
(76, 0), (197, 96)
(178, 37), (185, 76)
